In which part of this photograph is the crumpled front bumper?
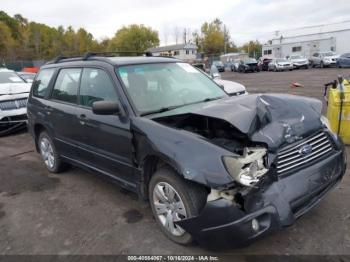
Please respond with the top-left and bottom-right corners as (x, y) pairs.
(176, 143), (347, 248)
(0, 108), (28, 136)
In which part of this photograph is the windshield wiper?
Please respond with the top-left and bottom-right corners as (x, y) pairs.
(140, 96), (225, 117)
(200, 96), (224, 102)
(140, 105), (184, 116)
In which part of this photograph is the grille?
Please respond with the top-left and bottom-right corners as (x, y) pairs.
(276, 132), (333, 174)
(0, 98), (27, 111)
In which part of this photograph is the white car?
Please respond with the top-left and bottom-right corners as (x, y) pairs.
(309, 51), (339, 68)
(207, 68), (247, 96)
(0, 68), (31, 135)
(289, 55), (309, 69)
(214, 79), (247, 96)
(268, 58), (293, 71)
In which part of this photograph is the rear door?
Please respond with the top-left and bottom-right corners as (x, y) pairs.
(75, 67), (135, 186)
(47, 68), (83, 160)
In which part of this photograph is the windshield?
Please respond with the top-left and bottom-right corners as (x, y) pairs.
(322, 52), (335, 56)
(244, 58), (257, 64)
(290, 55), (303, 59)
(276, 58), (288, 63)
(0, 72), (25, 84)
(116, 62), (227, 115)
(213, 61), (223, 66)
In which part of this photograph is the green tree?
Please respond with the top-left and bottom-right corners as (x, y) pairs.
(108, 24), (159, 53)
(241, 40), (262, 58)
(0, 22), (15, 59)
(200, 18), (225, 55)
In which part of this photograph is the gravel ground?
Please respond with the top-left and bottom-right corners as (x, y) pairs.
(0, 68), (349, 255)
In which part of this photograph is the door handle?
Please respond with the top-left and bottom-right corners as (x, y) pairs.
(78, 114), (87, 125)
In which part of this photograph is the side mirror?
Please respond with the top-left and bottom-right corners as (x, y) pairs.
(92, 101), (120, 115)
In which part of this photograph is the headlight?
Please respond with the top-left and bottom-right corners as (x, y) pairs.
(223, 148), (268, 187)
(321, 115), (331, 130)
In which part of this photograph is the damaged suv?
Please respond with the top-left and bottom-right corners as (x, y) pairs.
(27, 54), (347, 247)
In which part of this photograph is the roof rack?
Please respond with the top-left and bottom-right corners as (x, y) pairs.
(47, 51), (176, 65)
(82, 51), (153, 60)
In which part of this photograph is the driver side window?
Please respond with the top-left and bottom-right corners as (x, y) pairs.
(79, 68), (118, 108)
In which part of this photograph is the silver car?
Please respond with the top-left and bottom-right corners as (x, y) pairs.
(289, 55), (309, 69)
(268, 58), (293, 71)
(309, 51), (339, 68)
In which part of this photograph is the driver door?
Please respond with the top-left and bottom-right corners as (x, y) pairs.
(75, 67), (135, 185)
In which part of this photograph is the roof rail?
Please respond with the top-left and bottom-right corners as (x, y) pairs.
(46, 51), (177, 65)
(83, 51), (153, 60)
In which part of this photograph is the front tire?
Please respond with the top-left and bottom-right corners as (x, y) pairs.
(149, 167), (207, 245)
(38, 132), (67, 173)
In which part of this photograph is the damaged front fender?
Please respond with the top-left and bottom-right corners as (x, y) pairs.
(131, 117), (235, 188)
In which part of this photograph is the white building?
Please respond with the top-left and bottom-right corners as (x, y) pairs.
(262, 20), (350, 58)
(147, 43), (198, 61)
(220, 52), (249, 64)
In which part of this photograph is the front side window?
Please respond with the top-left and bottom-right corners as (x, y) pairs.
(32, 68), (55, 98)
(79, 68), (118, 107)
(116, 62), (227, 115)
(51, 68), (81, 104)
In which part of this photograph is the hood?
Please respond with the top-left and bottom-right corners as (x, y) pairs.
(0, 83), (31, 95)
(151, 94), (323, 151)
(214, 79), (246, 95)
(324, 55), (339, 59)
(291, 58), (307, 63)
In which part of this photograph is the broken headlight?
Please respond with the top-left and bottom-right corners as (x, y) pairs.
(223, 148), (268, 187)
(320, 115), (331, 130)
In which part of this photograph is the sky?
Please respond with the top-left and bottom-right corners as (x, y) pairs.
(1, 0), (350, 46)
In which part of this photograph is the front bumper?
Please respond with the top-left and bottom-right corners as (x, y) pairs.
(276, 65), (293, 70)
(0, 111), (28, 136)
(177, 144), (347, 248)
(293, 62), (309, 68)
(323, 60), (337, 66)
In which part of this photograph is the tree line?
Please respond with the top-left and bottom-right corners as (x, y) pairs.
(0, 10), (261, 61)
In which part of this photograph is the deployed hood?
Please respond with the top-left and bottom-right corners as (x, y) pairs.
(0, 83), (31, 96)
(151, 94), (323, 151)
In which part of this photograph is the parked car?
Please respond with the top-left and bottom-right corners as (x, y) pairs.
(0, 68), (31, 136)
(214, 79), (247, 96)
(258, 57), (272, 71)
(268, 58), (293, 71)
(336, 53), (350, 68)
(237, 58), (259, 73)
(230, 59), (241, 72)
(288, 55), (309, 69)
(309, 51), (339, 68)
(27, 54), (346, 248)
(212, 60), (225, 72)
(17, 71), (36, 83)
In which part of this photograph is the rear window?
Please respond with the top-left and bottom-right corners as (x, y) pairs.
(51, 68), (81, 104)
(32, 69), (55, 98)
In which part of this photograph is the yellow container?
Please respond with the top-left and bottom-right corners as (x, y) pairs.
(326, 79), (350, 144)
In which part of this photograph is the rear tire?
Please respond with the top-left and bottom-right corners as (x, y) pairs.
(38, 131), (68, 173)
(149, 167), (207, 245)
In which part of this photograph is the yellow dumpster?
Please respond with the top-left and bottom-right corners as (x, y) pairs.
(326, 78), (350, 144)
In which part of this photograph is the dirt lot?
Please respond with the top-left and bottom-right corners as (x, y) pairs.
(0, 68), (349, 255)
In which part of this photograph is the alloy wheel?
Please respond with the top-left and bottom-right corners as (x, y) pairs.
(40, 137), (55, 169)
(152, 182), (187, 236)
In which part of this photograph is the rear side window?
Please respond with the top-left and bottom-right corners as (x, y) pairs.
(32, 69), (55, 98)
(79, 68), (118, 107)
(52, 68), (81, 104)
